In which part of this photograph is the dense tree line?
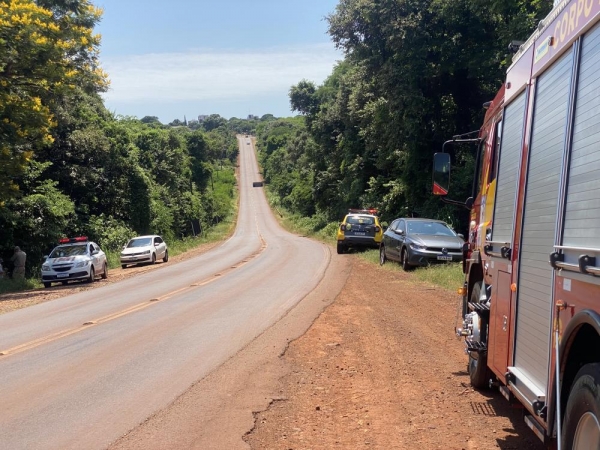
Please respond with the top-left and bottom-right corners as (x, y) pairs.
(0, 0), (243, 276)
(258, 0), (552, 232)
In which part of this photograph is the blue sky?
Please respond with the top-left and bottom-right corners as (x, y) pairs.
(95, 0), (343, 123)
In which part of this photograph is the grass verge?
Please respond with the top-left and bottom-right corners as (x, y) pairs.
(264, 190), (464, 293)
(0, 277), (38, 295)
(104, 213), (237, 269)
(0, 190), (239, 295)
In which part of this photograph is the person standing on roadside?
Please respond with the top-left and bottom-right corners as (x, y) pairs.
(11, 246), (26, 279)
(0, 258), (4, 279)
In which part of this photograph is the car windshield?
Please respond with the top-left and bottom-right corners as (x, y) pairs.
(127, 238), (152, 248)
(346, 216), (375, 225)
(50, 245), (87, 257)
(407, 221), (455, 236)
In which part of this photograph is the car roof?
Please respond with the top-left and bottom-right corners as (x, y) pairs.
(345, 214), (377, 219)
(129, 235), (161, 239)
(398, 218), (447, 223)
(56, 241), (94, 246)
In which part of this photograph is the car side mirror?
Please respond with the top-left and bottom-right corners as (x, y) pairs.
(92, 249), (99, 255)
(44, 255), (49, 260)
(457, 233), (464, 240)
(394, 229), (405, 236)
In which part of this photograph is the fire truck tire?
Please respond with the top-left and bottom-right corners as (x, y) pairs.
(562, 363), (600, 450)
(468, 282), (490, 389)
(468, 352), (489, 389)
(379, 246), (387, 265)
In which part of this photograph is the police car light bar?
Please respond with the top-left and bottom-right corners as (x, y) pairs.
(58, 236), (89, 244)
(348, 208), (379, 215)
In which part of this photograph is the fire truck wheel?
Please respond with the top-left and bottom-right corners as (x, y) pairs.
(468, 352), (489, 389)
(562, 363), (600, 450)
(468, 281), (489, 389)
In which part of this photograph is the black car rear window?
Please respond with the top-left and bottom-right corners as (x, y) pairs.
(347, 216), (374, 225)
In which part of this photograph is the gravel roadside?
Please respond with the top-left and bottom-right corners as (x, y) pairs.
(245, 256), (546, 450)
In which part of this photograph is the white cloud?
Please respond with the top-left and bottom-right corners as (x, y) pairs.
(101, 43), (342, 104)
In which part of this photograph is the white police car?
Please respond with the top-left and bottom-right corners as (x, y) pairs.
(41, 237), (108, 288)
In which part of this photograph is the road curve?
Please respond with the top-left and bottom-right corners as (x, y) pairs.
(0, 135), (331, 450)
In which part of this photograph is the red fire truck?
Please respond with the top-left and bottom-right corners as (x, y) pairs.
(433, 0), (600, 448)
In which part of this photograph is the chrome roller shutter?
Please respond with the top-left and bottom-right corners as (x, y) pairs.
(563, 25), (600, 254)
(491, 91), (526, 249)
(514, 49), (573, 393)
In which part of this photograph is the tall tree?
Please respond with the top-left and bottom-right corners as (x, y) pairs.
(0, 0), (107, 202)
(271, 0), (551, 228)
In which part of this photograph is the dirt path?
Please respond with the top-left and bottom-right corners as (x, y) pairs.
(244, 257), (546, 450)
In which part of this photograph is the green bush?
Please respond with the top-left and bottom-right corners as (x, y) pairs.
(86, 214), (135, 251)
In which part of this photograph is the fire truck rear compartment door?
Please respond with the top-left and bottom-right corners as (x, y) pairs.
(489, 271), (512, 377)
(490, 91), (526, 254)
(513, 49), (572, 400)
(562, 24), (600, 263)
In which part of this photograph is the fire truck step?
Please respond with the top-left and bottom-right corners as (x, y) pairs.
(468, 302), (490, 314)
(466, 341), (487, 353)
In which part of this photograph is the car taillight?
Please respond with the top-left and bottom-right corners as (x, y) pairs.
(375, 226), (381, 232)
(340, 224), (346, 231)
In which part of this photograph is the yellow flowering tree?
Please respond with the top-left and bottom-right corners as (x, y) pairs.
(0, 0), (108, 202)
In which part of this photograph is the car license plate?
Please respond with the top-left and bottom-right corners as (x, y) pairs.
(353, 232), (366, 236)
(56, 273), (69, 278)
(437, 255), (452, 261)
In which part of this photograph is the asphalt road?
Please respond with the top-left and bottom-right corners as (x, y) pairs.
(0, 135), (331, 450)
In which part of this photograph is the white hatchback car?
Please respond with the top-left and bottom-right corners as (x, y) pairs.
(120, 235), (169, 268)
(41, 237), (108, 288)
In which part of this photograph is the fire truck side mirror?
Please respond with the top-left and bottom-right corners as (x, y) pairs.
(432, 153), (450, 196)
